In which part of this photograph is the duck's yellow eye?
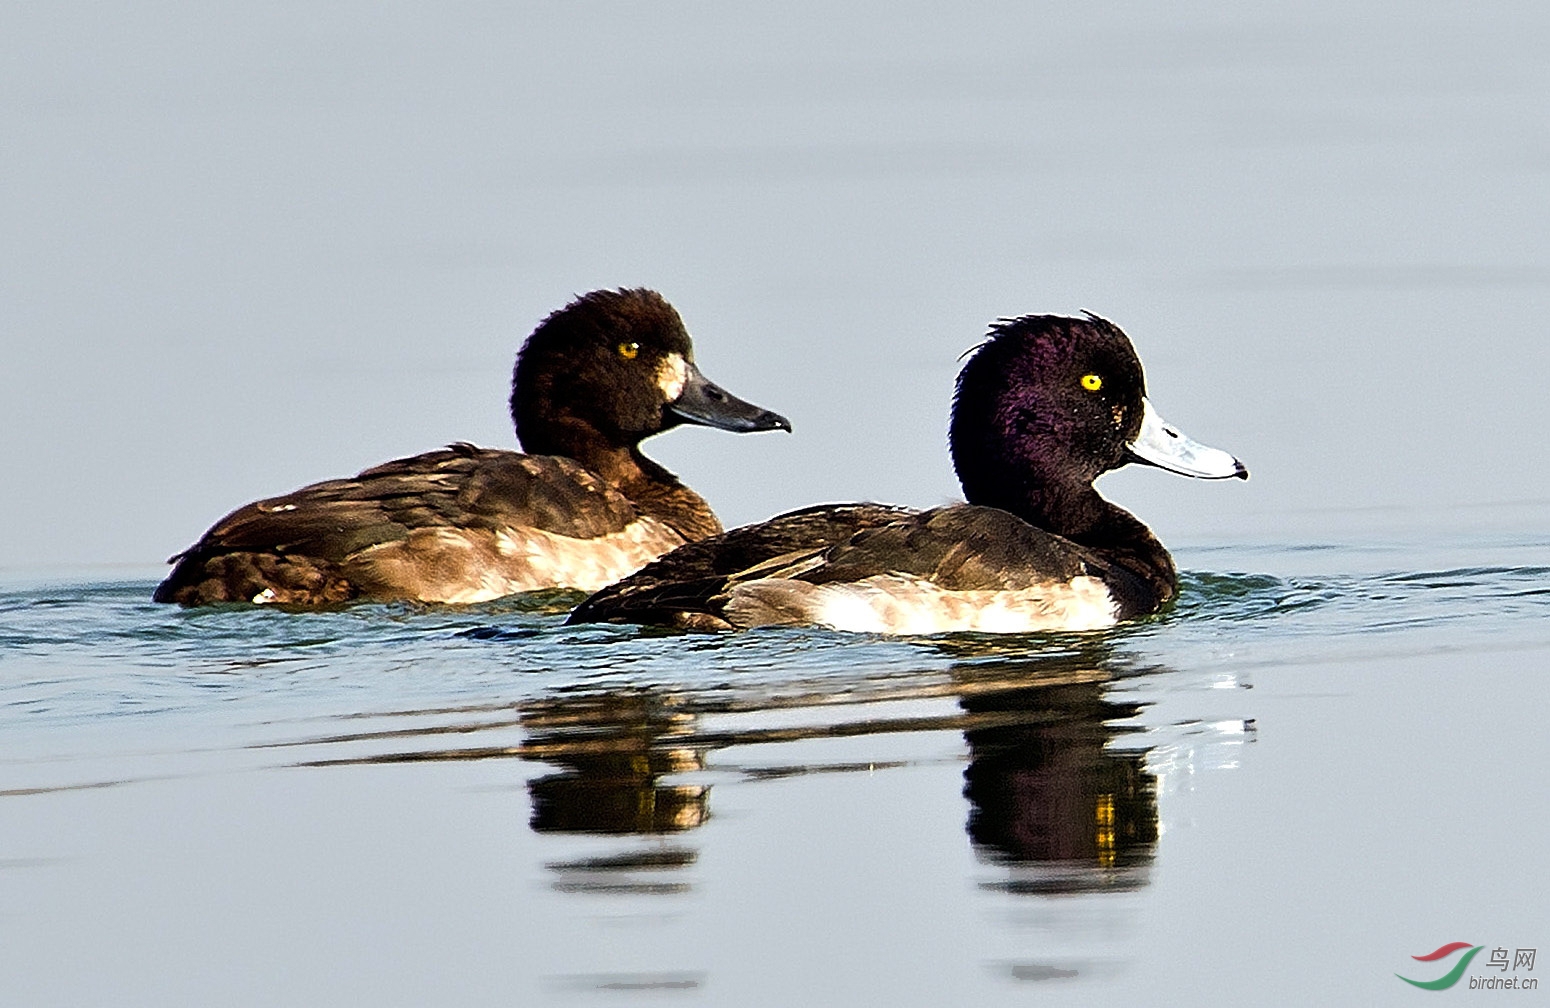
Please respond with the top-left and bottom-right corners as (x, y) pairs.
(617, 341), (640, 360)
(1081, 373), (1103, 391)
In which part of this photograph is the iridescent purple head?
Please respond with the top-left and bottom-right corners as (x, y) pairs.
(950, 313), (1245, 516)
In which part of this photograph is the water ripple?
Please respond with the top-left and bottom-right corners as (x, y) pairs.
(1, 548), (1547, 737)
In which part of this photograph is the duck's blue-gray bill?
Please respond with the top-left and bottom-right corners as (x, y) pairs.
(669, 362), (792, 433)
(1128, 397), (1248, 479)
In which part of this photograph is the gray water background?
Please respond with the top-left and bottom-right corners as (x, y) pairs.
(3, 2), (1549, 1005)
(5, 1), (1549, 576)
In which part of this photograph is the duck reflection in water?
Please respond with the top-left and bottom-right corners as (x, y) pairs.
(521, 690), (708, 835)
(959, 674), (1157, 894)
(289, 647), (1165, 901)
(514, 651), (1158, 897)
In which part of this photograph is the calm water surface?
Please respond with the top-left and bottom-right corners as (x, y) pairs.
(7, 1), (1550, 1003)
(3, 522), (1548, 1006)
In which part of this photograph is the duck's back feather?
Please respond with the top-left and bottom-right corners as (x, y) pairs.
(155, 444), (686, 606)
(565, 503), (913, 629)
(570, 502), (1143, 633)
(791, 505), (1089, 590)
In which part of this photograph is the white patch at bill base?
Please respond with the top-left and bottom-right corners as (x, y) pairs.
(657, 353), (689, 401)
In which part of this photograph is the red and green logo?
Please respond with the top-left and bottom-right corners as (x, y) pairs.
(1397, 942), (1484, 990)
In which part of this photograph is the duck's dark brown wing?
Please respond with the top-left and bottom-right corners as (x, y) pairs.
(733, 505), (1168, 630)
(571, 503), (1162, 632)
(566, 502), (916, 629)
(793, 504), (1092, 590)
(155, 445), (660, 606)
